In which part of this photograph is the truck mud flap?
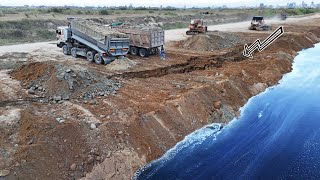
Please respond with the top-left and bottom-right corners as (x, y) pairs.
(103, 56), (116, 65)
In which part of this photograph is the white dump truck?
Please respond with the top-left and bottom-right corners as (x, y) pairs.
(56, 18), (130, 65)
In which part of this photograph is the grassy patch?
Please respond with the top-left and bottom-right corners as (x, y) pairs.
(0, 19), (64, 45)
(162, 22), (188, 30)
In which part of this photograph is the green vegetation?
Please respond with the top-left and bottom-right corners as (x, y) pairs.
(164, 12), (178, 16)
(0, 19), (61, 45)
(284, 8), (320, 15)
(162, 22), (188, 30)
(99, 9), (109, 15)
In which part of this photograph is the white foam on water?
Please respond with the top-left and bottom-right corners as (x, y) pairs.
(133, 123), (223, 179)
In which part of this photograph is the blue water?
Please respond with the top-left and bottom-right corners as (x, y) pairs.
(134, 43), (320, 180)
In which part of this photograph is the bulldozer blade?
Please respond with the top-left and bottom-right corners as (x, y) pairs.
(186, 31), (198, 35)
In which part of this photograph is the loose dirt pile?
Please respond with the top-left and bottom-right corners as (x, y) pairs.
(10, 62), (122, 102)
(178, 32), (245, 51)
(71, 19), (128, 39)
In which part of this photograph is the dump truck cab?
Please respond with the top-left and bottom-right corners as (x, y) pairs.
(56, 26), (71, 48)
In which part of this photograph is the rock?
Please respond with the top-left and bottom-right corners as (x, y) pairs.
(90, 123), (97, 130)
(99, 115), (106, 118)
(38, 86), (43, 91)
(53, 95), (62, 101)
(56, 118), (65, 123)
(59, 119), (65, 123)
(98, 92), (105, 96)
(58, 163), (64, 168)
(28, 88), (35, 94)
(70, 163), (77, 171)
(87, 157), (94, 164)
(0, 170), (10, 177)
(213, 101), (221, 109)
(106, 151), (112, 158)
(63, 95), (70, 100)
(96, 156), (101, 161)
(66, 69), (72, 73)
(118, 131), (123, 135)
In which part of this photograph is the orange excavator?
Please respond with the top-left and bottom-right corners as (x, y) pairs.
(186, 19), (208, 35)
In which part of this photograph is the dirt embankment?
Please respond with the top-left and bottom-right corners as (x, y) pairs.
(0, 18), (320, 180)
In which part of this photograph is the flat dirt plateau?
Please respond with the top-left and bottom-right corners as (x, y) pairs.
(1, 15), (320, 180)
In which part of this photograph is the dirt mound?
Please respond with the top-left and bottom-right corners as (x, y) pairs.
(11, 62), (55, 82)
(10, 62), (122, 102)
(178, 32), (245, 51)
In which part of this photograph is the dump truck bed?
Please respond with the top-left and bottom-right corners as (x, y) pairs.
(117, 28), (164, 49)
(70, 19), (129, 55)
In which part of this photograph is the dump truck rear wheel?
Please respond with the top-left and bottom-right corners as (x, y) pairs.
(94, 54), (104, 64)
(86, 51), (95, 62)
(62, 45), (70, 55)
(71, 48), (77, 58)
(130, 47), (139, 55)
(139, 48), (150, 57)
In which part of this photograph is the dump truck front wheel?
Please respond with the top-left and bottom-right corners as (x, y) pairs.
(71, 48), (77, 58)
(139, 48), (150, 57)
(94, 54), (104, 64)
(62, 45), (70, 55)
(86, 51), (95, 62)
(130, 47), (139, 55)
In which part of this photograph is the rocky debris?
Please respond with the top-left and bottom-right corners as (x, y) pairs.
(0, 169), (10, 177)
(178, 32), (245, 51)
(106, 151), (112, 158)
(213, 101), (222, 109)
(90, 123), (97, 130)
(11, 63), (122, 102)
(70, 163), (77, 171)
(87, 156), (95, 164)
(56, 117), (65, 123)
(53, 95), (62, 102)
(96, 156), (101, 161)
(72, 19), (128, 39)
(27, 88), (35, 94)
(65, 69), (72, 73)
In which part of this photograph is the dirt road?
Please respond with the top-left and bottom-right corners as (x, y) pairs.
(0, 13), (320, 180)
(165, 13), (320, 42)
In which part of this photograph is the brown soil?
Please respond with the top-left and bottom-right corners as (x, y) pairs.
(177, 32), (245, 51)
(11, 62), (55, 82)
(0, 16), (320, 180)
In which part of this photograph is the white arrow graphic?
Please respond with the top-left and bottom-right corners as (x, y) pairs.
(243, 26), (284, 58)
